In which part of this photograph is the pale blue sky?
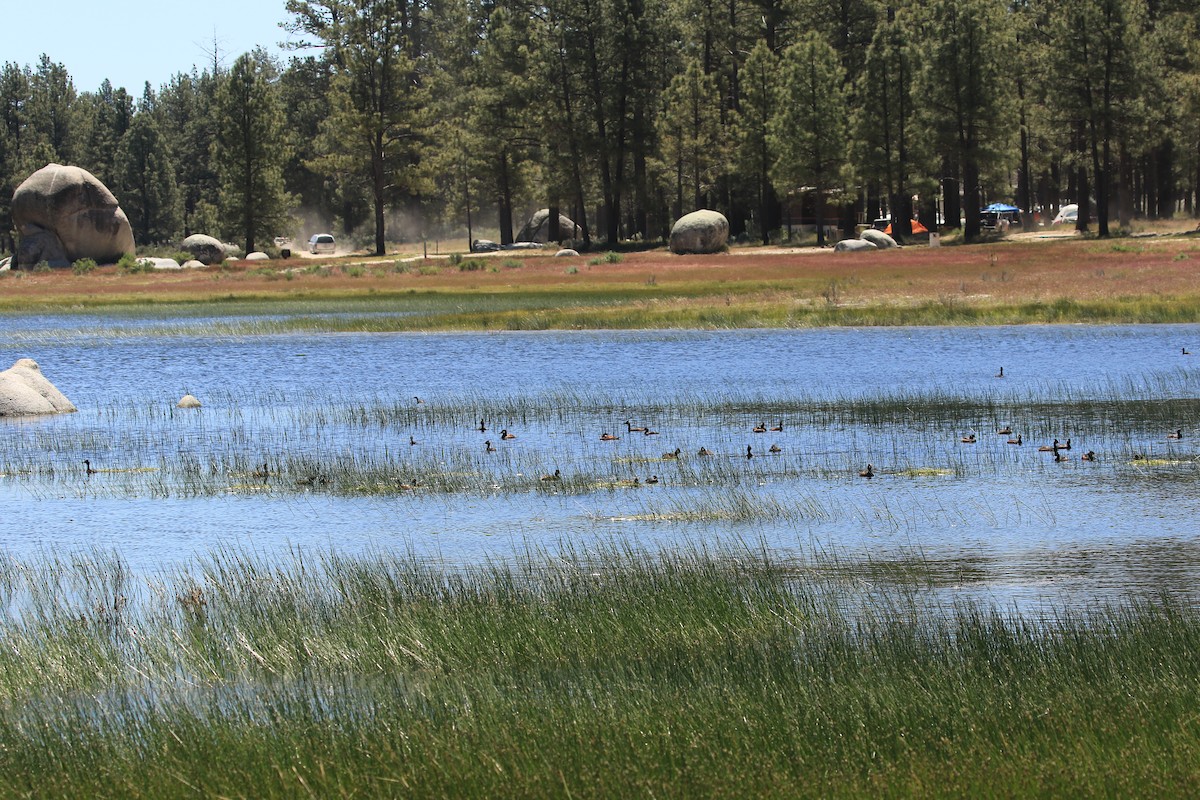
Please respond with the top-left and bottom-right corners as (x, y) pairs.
(7, 1), (304, 95)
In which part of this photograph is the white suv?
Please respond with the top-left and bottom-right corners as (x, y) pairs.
(308, 233), (335, 254)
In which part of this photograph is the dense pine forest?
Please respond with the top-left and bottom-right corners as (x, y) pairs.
(1, 0), (1197, 255)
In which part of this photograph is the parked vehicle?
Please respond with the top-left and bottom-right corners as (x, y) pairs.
(308, 233), (335, 254)
(1051, 204), (1078, 226)
(981, 202), (1020, 231)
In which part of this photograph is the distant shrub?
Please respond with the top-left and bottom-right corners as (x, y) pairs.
(116, 253), (147, 273)
(501, 259), (522, 269)
(72, 258), (98, 275)
(588, 251), (622, 266)
(458, 258), (486, 272)
(32, 261), (51, 273)
(449, 252), (464, 266)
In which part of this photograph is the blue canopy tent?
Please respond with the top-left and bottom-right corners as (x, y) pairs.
(981, 202), (1021, 230)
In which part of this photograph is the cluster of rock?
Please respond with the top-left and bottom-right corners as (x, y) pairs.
(132, 236), (263, 271)
(12, 164), (135, 268)
(670, 210), (729, 254)
(4, 165), (254, 271)
(470, 240), (544, 253)
(834, 228), (899, 252)
(0, 359), (75, 417)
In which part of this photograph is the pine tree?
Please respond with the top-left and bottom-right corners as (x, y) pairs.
(114, 111), (181, 245)
(734, 41), (780, 244)
(213, 52), (294, 254)
(159, 69), (222, 237)
(911, 0), (1012, 242)
(769, 33), (847, 247)
(288, 0), (431, 256)
(852, 12), (917, 240)
(656, 58), (724, 218)
(1045, 0), (1151, 236)
(75, 79), (134, 189)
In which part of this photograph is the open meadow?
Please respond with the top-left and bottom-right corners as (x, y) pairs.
(3, 233), (1200, 328)
(2, 235), (1200, 795)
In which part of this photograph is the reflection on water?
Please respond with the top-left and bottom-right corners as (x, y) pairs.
(1, 320), (1198, 610)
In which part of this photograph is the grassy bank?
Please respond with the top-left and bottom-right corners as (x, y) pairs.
(3, 236), (1200, 329)
(1, 545), (1198, 797)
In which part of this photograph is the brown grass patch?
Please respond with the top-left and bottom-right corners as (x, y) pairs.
(3, 237), (1200, 320)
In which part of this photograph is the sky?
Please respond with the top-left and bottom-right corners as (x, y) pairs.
(6, 1), (304, 96)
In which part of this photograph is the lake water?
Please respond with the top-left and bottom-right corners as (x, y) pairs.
(2, 317), (1198, 610)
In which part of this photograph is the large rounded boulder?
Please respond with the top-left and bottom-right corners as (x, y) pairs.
(860, 229), (899, 249)
(670, 210), (729, 254)
(516, 209), (583, 243)
(181, 234), (227, 265)
(12, 163), (135, 267)
(0, 359), (76, 417)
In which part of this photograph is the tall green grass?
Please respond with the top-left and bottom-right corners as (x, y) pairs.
(0, 544), (1198, 797)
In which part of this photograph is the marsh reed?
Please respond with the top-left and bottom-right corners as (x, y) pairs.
(0, 543), (1197, 797)
(2, 383), (1196, 501)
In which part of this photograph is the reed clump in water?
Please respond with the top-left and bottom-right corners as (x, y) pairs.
(5, 382), (1198, 500)
(0, 544), (1198, 796)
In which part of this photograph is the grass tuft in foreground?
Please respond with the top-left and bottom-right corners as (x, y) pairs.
(0, 544), (1198, 797)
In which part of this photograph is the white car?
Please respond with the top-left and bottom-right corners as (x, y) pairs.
(308, 233), (335, 254)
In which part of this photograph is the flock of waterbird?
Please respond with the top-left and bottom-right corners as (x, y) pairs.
(856, 358), (1191, 480)
(476, 415), (792, 486)
(80, 361), (1192, 486)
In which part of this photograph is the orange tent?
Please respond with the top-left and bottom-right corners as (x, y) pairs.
(884, 219), (929, 234)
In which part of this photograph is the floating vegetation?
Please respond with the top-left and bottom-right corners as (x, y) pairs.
(895, 467), (955, 477)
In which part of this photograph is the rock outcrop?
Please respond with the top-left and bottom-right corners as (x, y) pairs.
(0, 358), (76, 417)
(516, 209), (582, 243)
(12, 164), (135, 268)
(669, 210), (729, 254)
(177, 393), (202, 409)
(181, 234), (227, 265)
